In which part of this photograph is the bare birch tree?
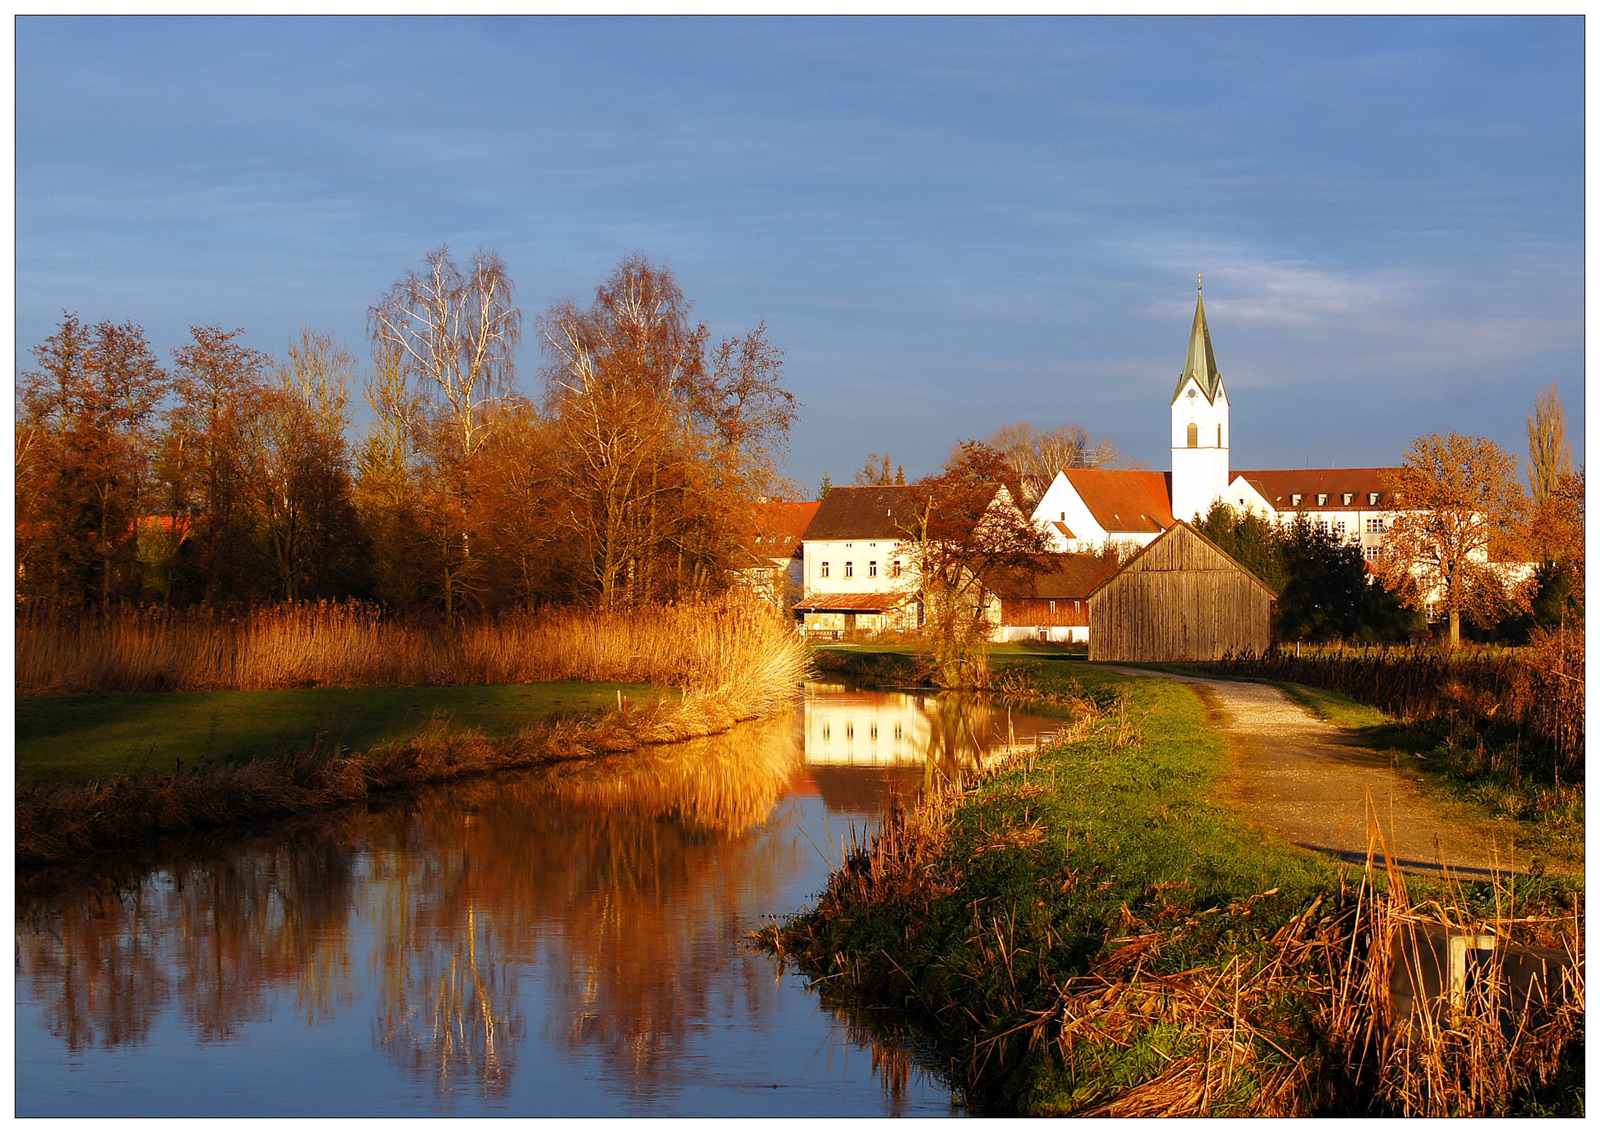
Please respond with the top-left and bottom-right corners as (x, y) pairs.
(369, 247), (521, 461)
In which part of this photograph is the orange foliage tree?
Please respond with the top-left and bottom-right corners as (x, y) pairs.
(1376, 432), (1532, 647)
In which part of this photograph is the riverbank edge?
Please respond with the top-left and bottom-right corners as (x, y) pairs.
(16, 677), (803, 869)
(757, 666), (1584, 1117)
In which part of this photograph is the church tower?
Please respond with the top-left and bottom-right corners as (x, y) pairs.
(1169, 279), (1230, 523)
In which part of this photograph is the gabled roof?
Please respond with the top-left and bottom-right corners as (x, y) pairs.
(1172, 286), (1223, 404)
(803, 485), (921, 541)
(1062, 469), (1174, 534)
(749, 501), (820, 559)
(986, 553), (1118, 600)
(1235, 468), (1405, 511)
(1087, 520), (1278, 601)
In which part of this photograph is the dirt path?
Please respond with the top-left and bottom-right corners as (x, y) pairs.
(1092, 665), (1520, 879)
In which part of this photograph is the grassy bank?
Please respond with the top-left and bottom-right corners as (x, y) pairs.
(17, 596), (809, 866)
(760, 667), (1583, 1116)
(17, 681), (666, 786)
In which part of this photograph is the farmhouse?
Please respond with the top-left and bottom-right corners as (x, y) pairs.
(1088, 521), (1276, 661)
(986, 553), (1117, 644)
(792, 485), (921, 636)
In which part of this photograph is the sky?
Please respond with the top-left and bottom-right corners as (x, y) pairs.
(15, 15), (1585, 495)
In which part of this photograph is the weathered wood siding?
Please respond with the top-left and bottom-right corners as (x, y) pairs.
(1089, 525), (1272, 661)
(999, 597), (1089, 627)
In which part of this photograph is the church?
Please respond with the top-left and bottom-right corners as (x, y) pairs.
(1030, 282), (1404, 562)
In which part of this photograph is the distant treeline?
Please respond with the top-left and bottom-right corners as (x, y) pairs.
(16, 251), (796, 613)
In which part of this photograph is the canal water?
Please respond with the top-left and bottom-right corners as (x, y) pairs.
(15, 685), (1065, 1117)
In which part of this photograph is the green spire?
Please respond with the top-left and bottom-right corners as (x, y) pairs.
(1172, 277), (1222, 403)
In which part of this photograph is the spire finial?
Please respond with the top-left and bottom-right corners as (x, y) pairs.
(1197, 273), (1203, 293)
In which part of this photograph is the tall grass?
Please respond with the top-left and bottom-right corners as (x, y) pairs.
(16, 596), (805, 712)
(1204, 628), (1584, 779)
(16, 594), (810, 866)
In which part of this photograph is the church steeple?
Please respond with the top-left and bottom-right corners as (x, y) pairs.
(1172, 276), (1221, 403)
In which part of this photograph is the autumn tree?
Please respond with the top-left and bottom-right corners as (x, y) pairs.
(243, 330), (368, 601)
(1526, 382), (1573, 506)
(17, 314), (168, 605)
(985, 421), (1120, 509)
(1376, 433), (1532, 647)
(167, 325), (273, 606)
(354, 340), (431, 609)
(902, 441), (1053, 686)
(852, 452), (900, 486)
(368, 247), (523, 613)
(539, 254), (795, 605)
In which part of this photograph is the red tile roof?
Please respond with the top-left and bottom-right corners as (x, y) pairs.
(1235, 468), (1404, 511)
(1063, 469), (1174, 534)
(750, 501), (821, 558)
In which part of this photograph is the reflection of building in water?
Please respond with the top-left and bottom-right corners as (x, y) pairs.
(804, 691), (933, 765)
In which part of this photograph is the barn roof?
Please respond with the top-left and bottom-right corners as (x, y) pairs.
(803, 486), (921, 541)
(986, 553), (1117, 600)
(1062, 469), (1175, 534)
(1236, 468), (1404, 511)
(1087, 520), (1278, 601)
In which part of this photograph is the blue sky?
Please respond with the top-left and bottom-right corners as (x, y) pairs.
(16, 15), (1584, 493)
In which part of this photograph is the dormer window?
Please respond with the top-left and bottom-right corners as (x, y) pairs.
(1368, 493), (1379, 506)
(1342, 493), (1353, 506)
(1290, 494), (1302, 507)
(1316, 494), (1327, 506)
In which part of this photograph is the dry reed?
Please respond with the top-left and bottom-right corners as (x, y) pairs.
(16, 595), (806, 707)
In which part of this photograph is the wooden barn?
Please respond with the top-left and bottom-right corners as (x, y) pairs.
(1087, 521), (1275, 661)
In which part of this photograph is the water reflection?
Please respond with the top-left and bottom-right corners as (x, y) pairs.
(16, 688), (1063, 1116)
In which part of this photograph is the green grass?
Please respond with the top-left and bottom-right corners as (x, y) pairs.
(16, 681), (667, 786)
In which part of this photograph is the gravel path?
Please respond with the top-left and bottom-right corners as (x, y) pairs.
(1092, 665), (1520, 879)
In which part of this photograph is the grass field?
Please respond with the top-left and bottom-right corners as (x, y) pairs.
(16, 681), (666, 786)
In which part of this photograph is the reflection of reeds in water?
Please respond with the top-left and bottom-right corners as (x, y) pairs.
(539, 713), (805, 835)
(19, 710), (825, 1103)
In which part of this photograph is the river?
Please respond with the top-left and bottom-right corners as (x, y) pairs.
(15, 684), (1067, 1117)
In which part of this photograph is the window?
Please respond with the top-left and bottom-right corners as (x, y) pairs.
(1364, 545), (1381, 562)
(893, 723), (902, 741)
(1366, 517), (1386, 534)
(868, 561), (877, 578)
(892, 560), (902, 578)
(1315, 519), (1329, 534)
(870, 724), (877, 740)
(1368, 493), (1379, 505)
(1059, 512), (1065, 521)
(1334, 519), (1346, 535)
(1342, 493), (1353, 505)
(1186, 422), (1198, 448)
(1316, 493), (1327, 506)
(1217, 424), (1222, 447)
(1049, 600), (1057, 614)
(820, 562), (829, 578)
(844, 562), (853, 578)
(846, 723), (853, 739)
(1291, 494), (1302, 506)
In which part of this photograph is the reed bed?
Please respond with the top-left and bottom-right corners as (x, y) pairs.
(1205, 628), (1584, 779)
(16, 595), (807, 706)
